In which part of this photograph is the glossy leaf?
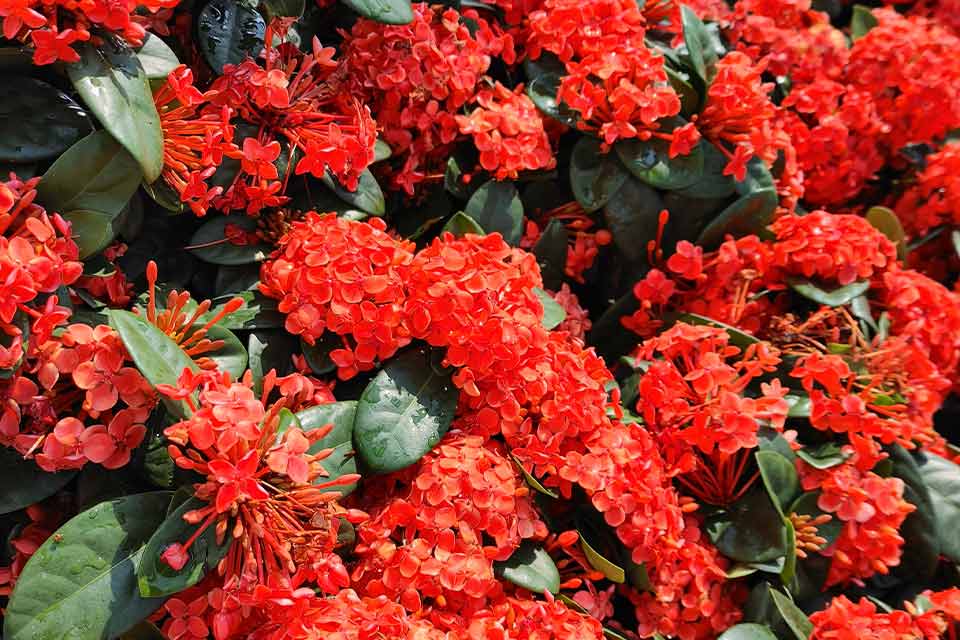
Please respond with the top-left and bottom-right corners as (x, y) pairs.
(532, 218), (568, 290)
(525, 73), (578, 126)
(603, 176), (664, 263)
(493, 541), (560, 594)
(788, 279), (870, 307)
(580, 531), (626, 583)
(135, 34), (179, 79)
(203, 324), (248, 378)
(465, 180), (524, 246)
(756, 450), (800, 514)
(137, 497), (232, 597)
(4, 492), (171, 640)
(681, 6), (719, 84)
(188, 215), (270, 265)
(866, 205), (907, 260)
(851, 4), (878, 40)
(109, 309), (199, 420)
(353, 346), (458, 474)
(707, 487), (788, 563)
(511, 454), (558, 499)
(718, 624), (778, 640)
(297, 402), (359, 494)
(340, 0), (413, 24)
(569, 137), (629, 212)
(443, 211), (485, 237)
(676, 140), (736, 199)
(0, 447), (77, 515)
(786, 492), (842, 548)
(0, 76), (91, 162)
(321, 169), (385, 216)
(795, 442), (847, 469)
(615, 137), (704, 190)
(769, 589), (813, 640)
(696, 158), (777, 249)
(68, 37), (164, 182)
(917, 452), (960, 562)
(196, 0), (265, 74)
(534, 287), (566, 330)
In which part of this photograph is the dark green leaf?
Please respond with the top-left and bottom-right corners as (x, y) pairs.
(211, 291), (284, 329)
(4, 492), (171, 640)
(603, 176), (664, 263)
(214, 264), (260, 295)
(677, 313), (760, 348)
(137, 497), (231, 597)
(373, 139), (391, 162)
(532, 219), (568, 290)
(135, 34), (179, 80)
(676, 140), (736, 199)
(866, 206), (906, 261)
(615, 137), (704, 190)
(297, 402), (359, 495)
(795, 443), (847, 469)
(120, 621), (166, 639)
(769, 589), (813, 640)
(917, 452), (960, 563)
(0, 447), (77, 515)
(525, 73), (578, 126)
(493, 541), (560, 594)
(321, 169), (385, 216)
(203, 324), (248, 378)
(707, 487), (788, 563)
(0, 76), (91, 163)
(786, 492), (841, 549)
(246, 330), (297, 393)
(196, 0), (265, 74)
(889, 445), (941, 581)
(717, 624), (778, 640)
(68, 37), (164, 182)
(109, 309), (199, 420)
(665, 66), (701, 118)
(788, 279), (870, 307)
(697, 191), (777, 249)
(781, 518), (797, 585)
(511, 454), (558, 499)
(534, 287), (566, 330)
(340, 0), (413, 24)
(353, 346), (458, 473)
(851, 5), (878, 40)
(262, 0), (305, 17)
(756, 451), (800, 514)
(465, 180), (524, 246)
(579, 530), (625, 583)
(188, 214), (270, 265)
(443, 211), (485, 237)
(569, 137), (629, 212)
(681, 6), (718, 84)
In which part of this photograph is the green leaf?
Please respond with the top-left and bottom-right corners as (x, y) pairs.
(788, 279), (870, 307)
(203, 324), (248, 378)
(603, 176), (665, 264)
(212, 291), (284, 329)
(707, 487), (788, 563)
(615, 137), (704, 190)
(795, 443), (847, 469)
(717, 624), (778, 640)
(780, 519), (797, 585)
(245, 330), (296, 394)
(109, 309), (199, 420)
(196, 0), (266, 74)
(681, 5), (719, 84)
(676, 140), (736, 199)
(0, 447), (77, 515)
(135, 34), (179, 80)
(493, 541), (560, 594)
(137, 496), (231, 597)
(534, 288), (566, 330)
(697, 179), (777, 250)
(297, 401), (359, 495)
(465, 180), (524, 246)
(525, 73), (578, 127)
(851, 4), (878, 41)
(4, 492), (171, 640)
(917, 452), (960, 563)
(569, 137), (629, 212)
(373, 139), (391, 162)
(188, 215), (270, 265)
(68, 36), (164, 183)
(665, 66), (701, 118)
(340, 0), (413, 24)
(443, 211), (485, 237)
(785, 394), (811, 418)
(321, 169), (385, 216)
(0, 76), (92, 163)
(120, 621), (166, 639)
(532, 219), (568, 290)
(353, 346), (458, 474)
(786, 492), (840, 549)
(889, 446), (941, 581)
(511, 454), (558, 499)
(579, 530), (625, 583)
(262, 0), (305, 17)
(866, 205), (906, 261)
(769, 589), (813, 640)
(756, 451), (800, 514)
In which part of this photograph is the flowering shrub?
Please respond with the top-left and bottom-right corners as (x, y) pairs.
(1, 0), (960, 639)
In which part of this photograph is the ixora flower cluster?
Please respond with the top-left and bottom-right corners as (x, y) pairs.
(3, 0), (960, 637)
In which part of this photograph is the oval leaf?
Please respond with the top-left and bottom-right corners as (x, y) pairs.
(756, 450), (800, 514)
(188, 215), (270, 265)
(443, 211), (485, 237)
(321, 169), (385, 216)
(532, 218), (568, 290)
(353, 346), (458, 474)
(0, 76), (91, 162)
(68, 37), (164, 183)
(493, 541), (560, 594)
(718, 623), (778, 640)
(525, 73), (578, 126)
(137, 496), (231, 597)
(918, 452), (960, 563)
(340, 0), (413, 24)
(4, 492), (171, 640)
(615, 137), (704, 190)
(707, 488), (788, 563)
(109, 309), (199, 420)
(464, 180), (524, 246)
(866, 205), (906, 261)
(580, 531), (625, 583)
(196, 0), (266, 74)
(299, 402), (361, 494)
(0, 447), (77, 515)
(135, 34), (179, 80)
(203, 324), (248, 378)
(788, 279), (870, 307)
(603, 176), (664, 264)
(534, 287), (566, 330)
(769, 589), (814, 640)
(569, 137), (629, 212)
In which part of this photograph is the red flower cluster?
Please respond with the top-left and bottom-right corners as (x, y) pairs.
(810, 589), (960, 639)
(895, 140), (960, 237)
(456, 82), (556, 181)
(0, 0), (178, 64)
(342, 4), (514, 193)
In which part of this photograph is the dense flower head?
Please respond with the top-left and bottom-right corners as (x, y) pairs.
(770, 211), (898, 286)
(342, 4), (512, 193)
(799, 462), (914, 586)
(895, 140), (960, 237)
(810, 589), (960, 639)
(0, 0), (179, 65)
(455, 83), (555, 181)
